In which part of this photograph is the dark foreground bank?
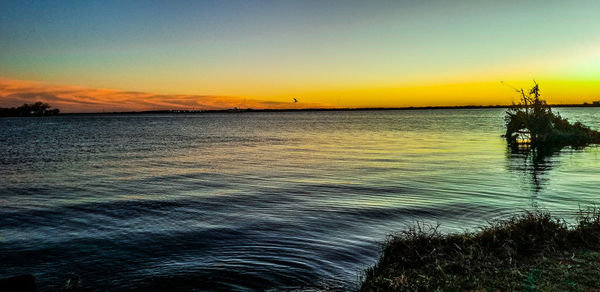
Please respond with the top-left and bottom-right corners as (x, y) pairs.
(361, 208), (600, 291)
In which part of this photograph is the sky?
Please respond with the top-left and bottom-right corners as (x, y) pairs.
(1, 0), (600, 112)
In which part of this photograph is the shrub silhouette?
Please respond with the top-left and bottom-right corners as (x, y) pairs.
(504, 82), (600, 148)
(0, 102), (60, 117)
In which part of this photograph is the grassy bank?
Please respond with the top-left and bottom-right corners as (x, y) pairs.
(360, 208), (600, 291)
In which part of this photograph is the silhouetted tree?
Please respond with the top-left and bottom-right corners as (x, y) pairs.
(0, 102), (60, 117)
(504, 82), (600, 148)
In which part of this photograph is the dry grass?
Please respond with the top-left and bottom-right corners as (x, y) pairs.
(361, 207), (600, 291)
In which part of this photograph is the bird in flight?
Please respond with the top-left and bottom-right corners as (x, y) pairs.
(293, 98), (298, 103)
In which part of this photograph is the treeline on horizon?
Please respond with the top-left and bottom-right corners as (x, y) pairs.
(0, 102), (60, 117)
(1, 101), (599, 116)
(62, 103), (600, 115)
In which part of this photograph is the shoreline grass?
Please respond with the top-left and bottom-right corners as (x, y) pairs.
(360, 208), (600, 291)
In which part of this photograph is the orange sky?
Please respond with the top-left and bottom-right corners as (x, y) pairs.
(1, 77), (599, 113)
(0, 77), (331, 112)
(0, 77), (600, 112)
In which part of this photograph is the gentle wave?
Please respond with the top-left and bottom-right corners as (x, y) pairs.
(1, 109), (599, 290)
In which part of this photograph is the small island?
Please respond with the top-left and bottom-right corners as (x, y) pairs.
(504, 82), (600, 148)
(0, 102), (60, 117)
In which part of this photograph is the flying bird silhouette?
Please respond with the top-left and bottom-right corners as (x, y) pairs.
(293, 98), (298, 103)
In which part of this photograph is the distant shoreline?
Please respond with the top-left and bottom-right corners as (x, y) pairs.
(58, 103), (600, 115)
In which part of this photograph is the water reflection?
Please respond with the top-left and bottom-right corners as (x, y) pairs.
(506, 146), (557, 196)
(505, 141), (596, 199)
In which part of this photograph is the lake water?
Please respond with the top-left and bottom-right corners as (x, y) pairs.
(1, 108), (599, 291)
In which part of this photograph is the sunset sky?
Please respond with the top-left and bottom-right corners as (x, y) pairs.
(1, 1), (600, 112)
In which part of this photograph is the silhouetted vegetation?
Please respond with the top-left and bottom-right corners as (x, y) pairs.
(504, 82), (600, 148)
(361, 207), (600, 291)
(0, 102), (60, 117)
(0, 274), (36, 292)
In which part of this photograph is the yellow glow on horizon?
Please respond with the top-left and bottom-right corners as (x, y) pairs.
(1, 77), (599, 113)
(251, 80), (600, 109)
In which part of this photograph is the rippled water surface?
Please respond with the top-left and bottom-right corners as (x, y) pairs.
(1, 109), (599, 290)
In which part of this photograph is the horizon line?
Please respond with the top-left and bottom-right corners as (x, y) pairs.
(56, 103), (600, 115)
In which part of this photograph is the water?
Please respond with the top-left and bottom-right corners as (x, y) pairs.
(1, 108), (599, 291)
